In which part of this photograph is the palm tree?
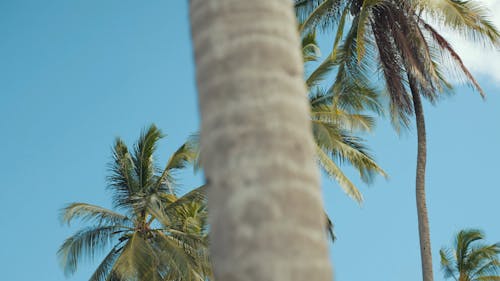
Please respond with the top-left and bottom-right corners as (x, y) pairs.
(58, 125), (211, 281)
(440, 229), (500, 281)
(189, 0), (334, 281)
(295, 1), (499, 280)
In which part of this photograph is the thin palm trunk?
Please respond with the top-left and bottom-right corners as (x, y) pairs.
(189, 1), (333, 281)
(409, 78), (434, 281)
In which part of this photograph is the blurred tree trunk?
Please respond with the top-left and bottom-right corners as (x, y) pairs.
(189, 1), (334, 281)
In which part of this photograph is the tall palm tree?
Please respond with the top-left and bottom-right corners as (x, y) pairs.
(189, 1), (334, 281)
(58, 125), (211, 281)
(440, 229), (500, 281)
(295, 1), (499, 280)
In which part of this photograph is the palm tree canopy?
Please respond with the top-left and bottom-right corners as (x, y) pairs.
(440, 229), (500, 281)
(295, 0), (500, 129)
(58, 125), (211, 281)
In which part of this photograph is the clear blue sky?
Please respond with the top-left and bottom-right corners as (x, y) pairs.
(0, 1), (499, 281)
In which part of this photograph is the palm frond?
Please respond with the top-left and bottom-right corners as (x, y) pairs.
(132, 124), (163, 193)
(306, 53), (338, 88)
(473, 260), (500, 279)
(60, 203), (132, 227)
(420, 18), (485, 98)
(315, 143), (363, 203)
(154, 231), (209, 281)
(155, 141), (197, 194)
(440, 248), (458, 280)
(313, 120), (386, 181)
(422, 0), (500, 46)
(58, 225), (127, 277)
(112, 232), (158, 280)
(108, 138), (137, 210)
(298, 0), (344, 35)
(302, 31), (322, 62)
(311, 108), (375, 132)
(89, 246), (123, 281)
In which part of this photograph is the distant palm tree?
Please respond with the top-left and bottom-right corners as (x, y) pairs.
(58, 125), (211, 281)
(295, 1), (499, 280)
(440, 229), (500, 281)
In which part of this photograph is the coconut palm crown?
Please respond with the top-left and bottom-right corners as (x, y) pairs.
(440, 229), (500, 281)
(58, 125), (211, 281)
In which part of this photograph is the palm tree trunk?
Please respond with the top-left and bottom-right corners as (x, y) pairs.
(409, 79), (434, 281)
(189, 1), (334, 281)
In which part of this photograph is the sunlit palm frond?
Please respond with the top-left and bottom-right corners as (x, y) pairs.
(311, 96), (376, 132)
(60, 203), (132, 227)
(311, 108), (375, 132)
(421, 0), (500, 46)
(315, 143), (363, 203)
(313, 119), (386, 182)
(356, 0), (383, 60)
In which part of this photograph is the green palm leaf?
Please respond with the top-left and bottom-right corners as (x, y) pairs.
(60, 203), (132, 227)
(315, 143), (363, 202)
(155, 141), (197, 194)
(58, 225), (127, 276)
(89, 246), (123, 281)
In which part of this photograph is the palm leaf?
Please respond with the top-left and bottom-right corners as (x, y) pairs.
(132, 124), (163, 193)
(315, 143), (363, 203)
(60, 203), (132, 227)
(58, 225), (126, 277)
(108, 138), (137, 210)
(155, 141), (197, 194)
(112, 232), (160, 280)
(89, 246), (123, 281)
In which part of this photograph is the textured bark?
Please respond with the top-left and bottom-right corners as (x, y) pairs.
(189, 1), (334, 281)
(410, 79), (434, 281)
